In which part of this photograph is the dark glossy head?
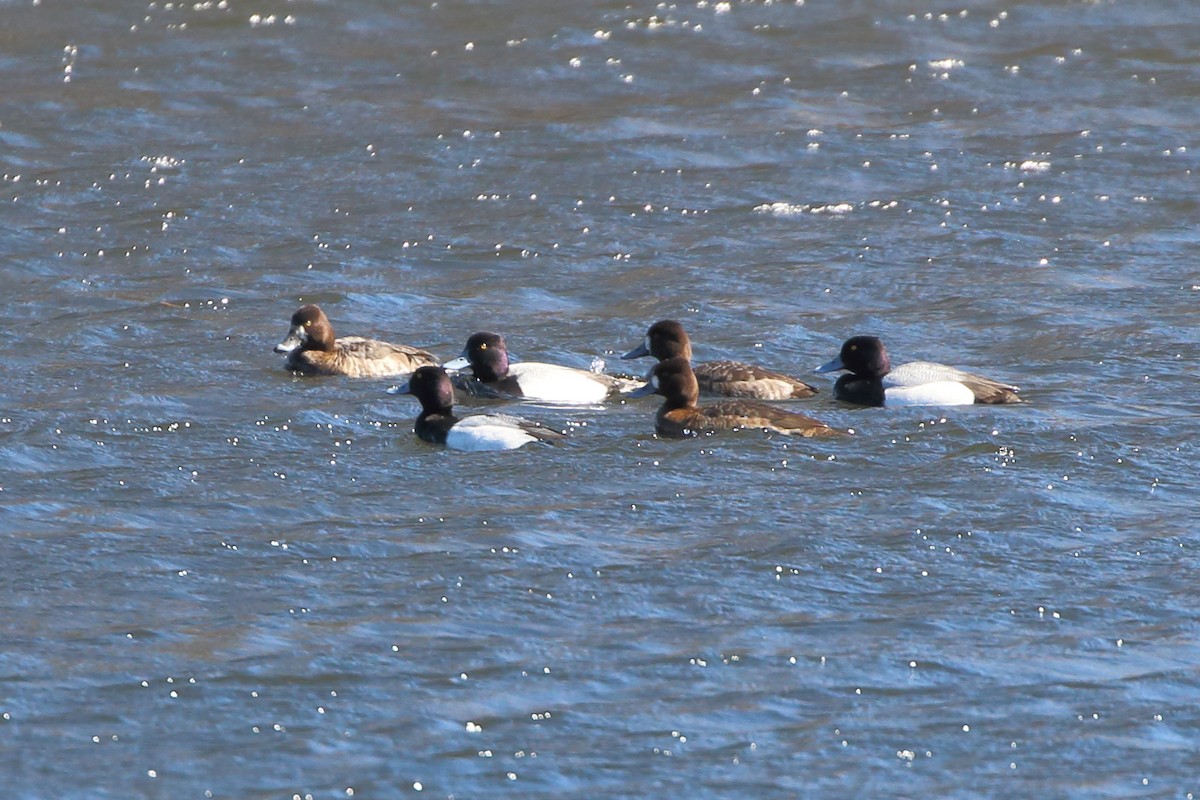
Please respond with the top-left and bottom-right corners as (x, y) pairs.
(456, 331), (510, 382)
(275, 304), (335, 353)
(815, 335), (890, 378)
(621, 319), (693, 361)
(391, 366), (455, 414)
(629, 356), (699, 408)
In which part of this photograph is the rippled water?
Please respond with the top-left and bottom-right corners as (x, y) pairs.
(3, 0), (1200, 797)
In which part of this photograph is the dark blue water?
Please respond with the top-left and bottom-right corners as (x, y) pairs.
(3, 1), (1200, 797)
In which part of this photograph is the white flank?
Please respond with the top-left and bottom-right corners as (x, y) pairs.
(885, 381), (975, 406)
(446, 415), (538, 451)
(508, 363), (608, 404)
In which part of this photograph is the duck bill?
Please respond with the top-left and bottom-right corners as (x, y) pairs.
(814, 355), (845, 374)
(443, 355), (470, 370)
(385, 379), (412, 396)
(627, 381), (658, 398)
(274, 328), (303, 353)
(621, 342), (650, 360)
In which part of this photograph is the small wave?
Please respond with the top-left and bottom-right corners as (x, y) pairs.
(755, 201), (855, 216)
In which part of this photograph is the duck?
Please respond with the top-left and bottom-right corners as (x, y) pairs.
(388, 366), (566, 451)
(621, 319), (818, 400)
(814, 335), (1021, 406)
(631, 357), (847, 438)
(274, 304), (438, 378)
(444, 331), (634, 405)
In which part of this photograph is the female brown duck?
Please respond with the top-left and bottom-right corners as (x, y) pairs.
(274, 304), (438, 378)
(622, 319), (818, 400)
(631, 357), (846, 438)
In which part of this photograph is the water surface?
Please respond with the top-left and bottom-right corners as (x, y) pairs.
(2, 1), (1199, 797)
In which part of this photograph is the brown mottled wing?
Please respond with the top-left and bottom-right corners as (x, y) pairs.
(701, 400), (844, 436)
(337, 336), (437, 362)
(958, 377), (1021, 404)
(333, 336), (439, 378)
(694, 360), (818, 400)
(656, 402), (845, 438)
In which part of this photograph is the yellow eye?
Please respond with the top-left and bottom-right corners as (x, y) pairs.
(479, 343), (488, 350)
(304, 321), (312, 327)
(849, 344), (857, 351)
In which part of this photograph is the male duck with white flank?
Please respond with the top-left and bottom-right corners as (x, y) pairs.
(622, 319), (818, 400)
(632, 356), (847, 438)
(445, 331), (634, 405)
(815, 335), (1021, 406)
(274, 304), (438, 378)
(389, 366), (566, 451)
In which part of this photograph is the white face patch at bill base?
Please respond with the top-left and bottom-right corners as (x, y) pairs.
(274, 327), (306, 353)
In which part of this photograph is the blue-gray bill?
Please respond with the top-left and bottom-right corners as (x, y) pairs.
(274, 330), (303, 354)
(627, 379), (658, 398)
(814, 355), (844, 373)
(621, 342), (650, 359)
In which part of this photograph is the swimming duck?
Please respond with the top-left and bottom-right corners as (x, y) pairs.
(444, 331), (633, 405)
(815, 335), (1021, 406)
(621, 319), (818, 400)
(389, 366), (566, 451)
(631, 357), (846, 438)
(274, 304), (438, 378)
